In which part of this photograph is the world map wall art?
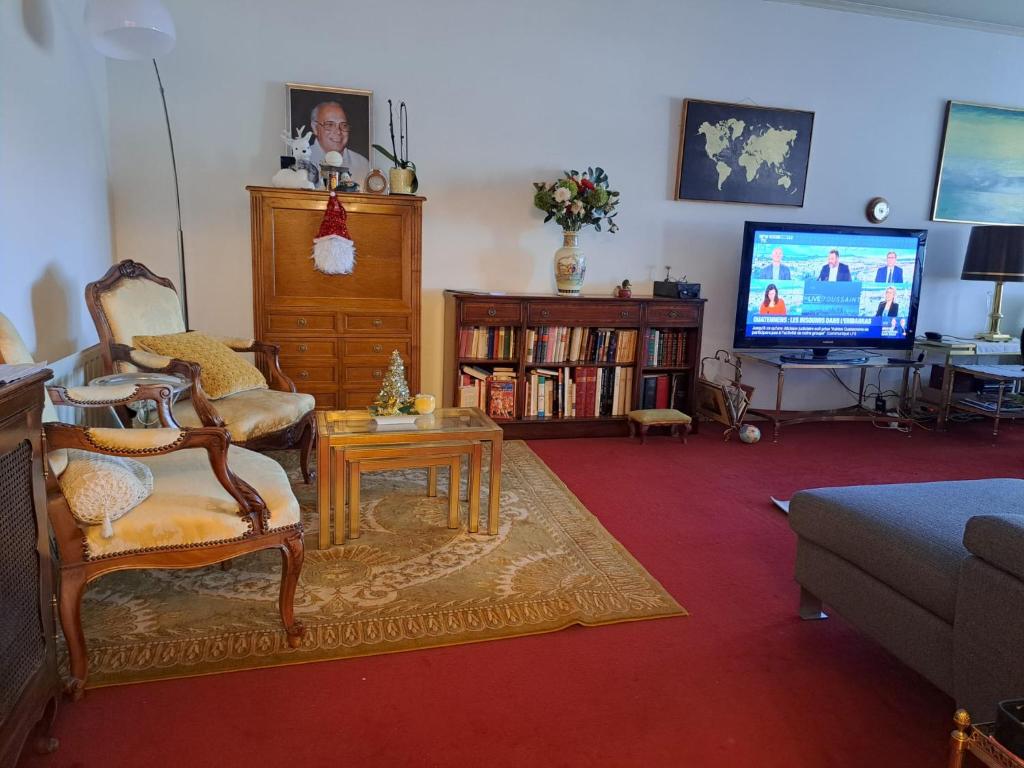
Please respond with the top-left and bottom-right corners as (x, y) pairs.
(932, 100), (1024, 226)
(675, 99), (814, 206)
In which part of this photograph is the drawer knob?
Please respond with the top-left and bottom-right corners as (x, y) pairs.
(487, 307), (497, 317)
(620, 310), (630, 319)
(669, 310), (679, 319)
(372, 318), (384, 328)
(299, 370), (310, 379)
(372, 344), (383, 353)
(373, 369), (383, 379)
(298, 344), (308, 353)
(540, 309), (550, 319)
(297, 317), (307, 328)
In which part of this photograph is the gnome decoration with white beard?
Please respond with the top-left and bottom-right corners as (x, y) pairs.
(311, 192), (356, 275)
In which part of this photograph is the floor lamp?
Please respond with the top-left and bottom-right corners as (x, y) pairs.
(84, 0), (189, 327)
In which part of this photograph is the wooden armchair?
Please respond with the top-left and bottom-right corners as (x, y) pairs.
(85, 260), (316, 482)
(0, 313), (305, 700)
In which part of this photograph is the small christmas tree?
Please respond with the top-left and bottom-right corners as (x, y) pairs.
(373, 350), (412, 415)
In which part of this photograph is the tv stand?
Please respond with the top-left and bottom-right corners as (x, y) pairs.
(734, 352), (924, 441)
(779, 348), (869, 365)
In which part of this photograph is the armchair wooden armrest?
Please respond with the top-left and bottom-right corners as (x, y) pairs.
(110, 343), (225, 428)
(44, 424), (270, 534)
(210, 337), (296, 393)
(48, 382), (181, 427)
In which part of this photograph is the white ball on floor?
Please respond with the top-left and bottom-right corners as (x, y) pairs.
(738, 424), (761, 444)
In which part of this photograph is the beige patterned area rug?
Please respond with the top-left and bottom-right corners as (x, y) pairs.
(76, 441), (685, 688)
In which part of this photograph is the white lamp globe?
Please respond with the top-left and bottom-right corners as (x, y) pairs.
(84, 0), (176, 60)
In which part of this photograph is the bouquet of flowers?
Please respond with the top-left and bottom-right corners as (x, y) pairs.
(533, 167), (620, 233)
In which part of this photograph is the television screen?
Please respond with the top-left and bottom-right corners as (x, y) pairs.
(734, 221), (927, 352)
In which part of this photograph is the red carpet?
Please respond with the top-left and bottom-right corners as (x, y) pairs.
(19, 419), (1023, 767)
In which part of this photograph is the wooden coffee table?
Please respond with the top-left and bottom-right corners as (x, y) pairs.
(315, 407), (504, 548)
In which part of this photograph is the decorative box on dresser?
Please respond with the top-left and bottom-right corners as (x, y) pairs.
(248, 187), (423, 410)
(443, 291), (705, 438)
(0, 370), (59, 765)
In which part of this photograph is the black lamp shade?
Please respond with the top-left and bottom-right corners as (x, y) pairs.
(962, 225), (1024, 282)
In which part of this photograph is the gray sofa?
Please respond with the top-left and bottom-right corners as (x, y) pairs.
(789, 479), (1024, 720)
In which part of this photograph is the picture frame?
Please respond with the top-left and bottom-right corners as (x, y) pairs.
(674, 98), (814, 207)
(931, 99), (1024, 226)
(287, 83), (373, 185)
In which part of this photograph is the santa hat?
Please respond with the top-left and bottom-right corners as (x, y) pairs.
(311, 193), (356, 275)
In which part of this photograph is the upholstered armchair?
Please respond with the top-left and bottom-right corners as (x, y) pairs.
(85, 260), (316, 482)
(0, 313), (305, 700)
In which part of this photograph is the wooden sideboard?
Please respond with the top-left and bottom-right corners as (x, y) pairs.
(0, 371), (59, 765)
(248, 187), (423, 410)
(443, 291), (706, 439)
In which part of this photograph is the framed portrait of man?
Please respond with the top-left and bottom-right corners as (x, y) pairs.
(287, 83), (373, 186)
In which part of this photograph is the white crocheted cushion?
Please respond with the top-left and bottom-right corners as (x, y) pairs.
(59, 449), (154, 538)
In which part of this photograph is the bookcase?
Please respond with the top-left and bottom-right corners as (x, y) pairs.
(443, 291), (706, 438)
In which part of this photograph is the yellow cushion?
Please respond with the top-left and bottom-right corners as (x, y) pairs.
(172, 388), (315, 441)
(0, 312), (58, 423)
(83, 445), (299, 559)
(133, 331), (267, 400)
(627, 408), (692, 425)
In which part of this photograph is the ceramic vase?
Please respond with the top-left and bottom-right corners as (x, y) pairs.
(389, 167), (415, 194)
(554, 230), (586, 296)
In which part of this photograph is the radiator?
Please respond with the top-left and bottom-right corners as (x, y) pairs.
(48, 345), (115, 427)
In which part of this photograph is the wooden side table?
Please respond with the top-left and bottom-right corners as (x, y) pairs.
(949, 709), (1024, 768)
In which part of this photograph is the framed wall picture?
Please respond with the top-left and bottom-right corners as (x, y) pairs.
(675, 99), (814, 206)
(287, 83), (373, 185)
(932, 100), (1024, 225)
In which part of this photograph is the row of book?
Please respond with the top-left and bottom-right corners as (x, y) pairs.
(525, 366), (634, 419)
(457, 365), (517, 419)
(638, 372), (687, 410)
(526, 327), (638, 365)
(643, 329), (687, 368)
(458, 326), (517, 360)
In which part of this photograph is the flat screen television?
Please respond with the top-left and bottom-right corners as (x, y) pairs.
(734, 221), (927, 363)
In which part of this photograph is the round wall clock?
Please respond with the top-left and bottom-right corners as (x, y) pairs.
(365, 169), (388, 194)
(866, 197), (890, 224)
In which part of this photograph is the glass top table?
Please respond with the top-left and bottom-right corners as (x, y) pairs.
(315, 407), (504, 548)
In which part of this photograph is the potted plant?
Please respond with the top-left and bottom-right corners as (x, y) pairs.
(372, 100), (417, 194)
(533, 167), (620, 295)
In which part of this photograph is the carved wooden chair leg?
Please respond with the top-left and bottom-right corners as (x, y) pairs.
(58, 568), (89, 700)
(298, 417), (316, 485)
(680, 423), (692, 445)
(639, 424), (649, 444)
(279, 533), (305, 648)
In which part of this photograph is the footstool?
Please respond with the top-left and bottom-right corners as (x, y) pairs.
(626, 409), (692, 444)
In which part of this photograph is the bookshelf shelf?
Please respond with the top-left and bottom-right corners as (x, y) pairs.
(443, 291), (706, 439)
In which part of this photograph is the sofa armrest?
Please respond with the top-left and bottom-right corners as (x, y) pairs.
(964, 515), (1024, 582)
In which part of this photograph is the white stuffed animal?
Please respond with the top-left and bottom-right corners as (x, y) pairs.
(272, 126), (317, 189)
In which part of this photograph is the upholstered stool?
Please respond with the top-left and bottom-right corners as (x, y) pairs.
(626, 409), (692, 444)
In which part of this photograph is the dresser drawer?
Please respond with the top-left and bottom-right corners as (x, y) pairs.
(340, 389), (379, 409)
(646, 304), (700, 326)
(461, 301), (522, 324)
(343, 339), (410, 359)
(344, 363), (408, 385)
(268, 338), (338, 358)
(267, 313), (336, 333)
(281, 362), (338, 385)
(528, 301), (638, 326)
(344, 314), (410, 333)
(305, 387), (339, 410)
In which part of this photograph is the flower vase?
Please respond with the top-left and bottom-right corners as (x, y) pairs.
(554, 230), (586, 296)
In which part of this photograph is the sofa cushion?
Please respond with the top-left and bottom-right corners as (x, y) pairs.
(83, 445), (299, 559)
(964, 515), (1024, 582)
(60, 449), (153, 537)
(789, 479), (1024, 624)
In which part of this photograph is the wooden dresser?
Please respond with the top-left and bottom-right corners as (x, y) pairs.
(0, 371), (59, 765)
(248, 187), (423, 410)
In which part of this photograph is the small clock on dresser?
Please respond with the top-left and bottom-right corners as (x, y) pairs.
(866, 197), (890, 224)
(365, 169), (388, 194)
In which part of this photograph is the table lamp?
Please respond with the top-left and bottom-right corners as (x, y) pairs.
(961, 225), (1024, 342)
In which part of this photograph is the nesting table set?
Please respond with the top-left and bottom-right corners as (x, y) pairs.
(315, 407), (504, 548)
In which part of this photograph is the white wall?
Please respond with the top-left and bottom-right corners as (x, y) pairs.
(1, 0), (112, 362)
(106, 0), (1024, 408)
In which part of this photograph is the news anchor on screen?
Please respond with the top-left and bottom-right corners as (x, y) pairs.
(874, 251), (904, 283)
(875, 286), (900, 317)
(759, 284), (787, 315)
(817, 249), (851, 281)
(758, 247), (792, 280)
